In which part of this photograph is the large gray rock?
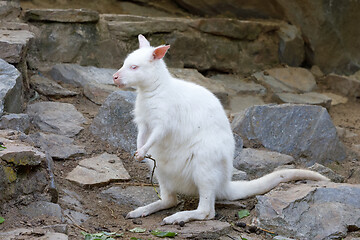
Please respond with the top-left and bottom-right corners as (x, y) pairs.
(0, 59), (23, 115)
(0, 228), (68, 240)
(27, 101), (86, 137)
(0, 30), (34, 64)
(66, 153), (130, 186)
(256, 182), (360, 240)
(232, 104), (346, 165)
(90, 91), (137, 153)
(234, 148), (294, 178)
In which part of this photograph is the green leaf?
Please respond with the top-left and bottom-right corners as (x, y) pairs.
(237, 210), (250, 219)
(151, 230), (177, 238)
(129, 227), (146, 233)
(0, 217), (4, 224)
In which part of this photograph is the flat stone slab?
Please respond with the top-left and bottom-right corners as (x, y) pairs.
(254, 67), (316, 93)
(50, 63), (116, 87)
(27, 101), (86, 137)
(159, 220), (231, 239)
(101, 186), (159, 208)
(28, 132), (86, 159)
(0, 228), (68, 240)
(0, 29), (34, 63)
(24, 8), (99, 23)
(256, 182), (360, 240)
(66, 153), (130, 186)
(229, 95), (265, 113)
(322, 92), (348, 106)
(211, 74), (267, 96)
(30, 74), (77, 98)
(22, 201), (63, 221)
(274, 92), (332, 109)
(234, 148), (294, 178)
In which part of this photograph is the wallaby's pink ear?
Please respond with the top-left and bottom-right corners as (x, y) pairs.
(152, 45), (170, 60)
(138, 34), (150, 48)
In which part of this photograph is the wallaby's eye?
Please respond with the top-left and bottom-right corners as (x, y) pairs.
(130, 65), (138, 70)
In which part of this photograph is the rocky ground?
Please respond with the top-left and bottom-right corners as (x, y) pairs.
(1, 1), (360, 240)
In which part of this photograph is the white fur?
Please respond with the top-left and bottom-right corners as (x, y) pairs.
(112, 35), (330, 225)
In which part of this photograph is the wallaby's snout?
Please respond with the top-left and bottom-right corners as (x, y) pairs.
(113, 71), (125, 88)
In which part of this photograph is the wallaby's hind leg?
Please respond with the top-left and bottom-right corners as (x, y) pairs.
(126, 189), (178, 219)
(162, 187), (216, 224)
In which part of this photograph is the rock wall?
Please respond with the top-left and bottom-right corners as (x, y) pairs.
(24, 9), (304, 75)
(175, 0), (360, 75)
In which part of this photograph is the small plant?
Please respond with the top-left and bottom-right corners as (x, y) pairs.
(237, 209), (250, 219)
(0, 142), (6, 151)
(81, 231), (123, 240)
(151, 230), (177, 238)
(0, 217), (5, 224)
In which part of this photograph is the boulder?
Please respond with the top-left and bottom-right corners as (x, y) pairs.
(273, 92), (332, 109)
(0, 30), (34, 64)
(234, 148), (294, 178)
(83, 82), (120, 105)
(30, 74), (77, 98)
(90, 91), (137, 153)
(24, 9), (99, 23)
(66, 153), (130, 187)
(231, 104), (346, 165)
(0, 113), (30, 133)
(0, 59), (23, 115)
(27, 132), (86, 159)
(256, 182), (360, 240)
(27, 101), (87, 137)
(277, 23), (304, 67)
(254, 67), (316, 93)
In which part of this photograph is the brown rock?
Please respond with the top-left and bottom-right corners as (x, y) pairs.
(24, 8), (99, 23)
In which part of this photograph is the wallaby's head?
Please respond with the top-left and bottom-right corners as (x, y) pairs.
(113, 34), (170, 89)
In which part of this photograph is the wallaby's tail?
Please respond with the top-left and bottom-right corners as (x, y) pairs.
(224, 169), (330, 201)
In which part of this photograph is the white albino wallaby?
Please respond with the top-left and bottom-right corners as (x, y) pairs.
(112, 34), (330, 225)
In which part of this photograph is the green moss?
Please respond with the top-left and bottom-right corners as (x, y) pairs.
(3, 166), (17, 183)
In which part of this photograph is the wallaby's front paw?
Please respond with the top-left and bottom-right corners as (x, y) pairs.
(126, 206), (150, 219)
(134, 148), (146, 161)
